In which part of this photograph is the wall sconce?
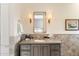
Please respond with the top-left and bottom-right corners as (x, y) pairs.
(48, 19), (50, 24)
(28, 14), (32, 24)
(30, 18), (32, 24)
(47, 14), (52, 24)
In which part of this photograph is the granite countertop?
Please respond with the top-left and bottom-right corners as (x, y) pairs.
(19, 39), (62, 44)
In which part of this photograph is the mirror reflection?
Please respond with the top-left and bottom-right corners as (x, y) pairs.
(33, 12), (46, 33)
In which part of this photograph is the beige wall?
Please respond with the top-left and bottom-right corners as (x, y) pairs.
(19, 3), (79, 34)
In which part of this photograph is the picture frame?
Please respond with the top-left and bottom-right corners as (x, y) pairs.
(65, 19), (79, 31)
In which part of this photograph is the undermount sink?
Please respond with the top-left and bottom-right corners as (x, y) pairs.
(34, 40), (45, 42)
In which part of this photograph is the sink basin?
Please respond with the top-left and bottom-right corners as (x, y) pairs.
(34, 40), (45, 42)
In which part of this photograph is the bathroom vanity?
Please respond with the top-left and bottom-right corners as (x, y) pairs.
(19, 39), (61, 56)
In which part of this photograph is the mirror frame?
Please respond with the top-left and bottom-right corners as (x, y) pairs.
(33, 12), (46, 33)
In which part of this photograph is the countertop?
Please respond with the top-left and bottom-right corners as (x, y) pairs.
(19, 39), (62, 44)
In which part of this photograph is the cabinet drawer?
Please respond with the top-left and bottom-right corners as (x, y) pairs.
(20, 45), (30, 50)
(51, 44), (60, 49)
(20, 51), (30, 56)
(51, 49), (60, 51)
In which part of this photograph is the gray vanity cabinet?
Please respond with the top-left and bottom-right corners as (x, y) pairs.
(20, 44), (61, 56)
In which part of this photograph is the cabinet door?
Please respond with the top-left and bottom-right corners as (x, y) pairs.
(50, 44), (61, 56)
(31, 44), (50, 56)
(41, 45), (50, 56)
(31, 45), (41, 56)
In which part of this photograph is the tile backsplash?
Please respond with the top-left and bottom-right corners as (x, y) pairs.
(52, 34), (79, 56)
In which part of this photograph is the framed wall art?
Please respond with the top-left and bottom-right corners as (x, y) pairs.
(65, 19), (79, 31)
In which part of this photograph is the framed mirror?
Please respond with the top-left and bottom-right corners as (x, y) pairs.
(33, 12), (46, 33)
